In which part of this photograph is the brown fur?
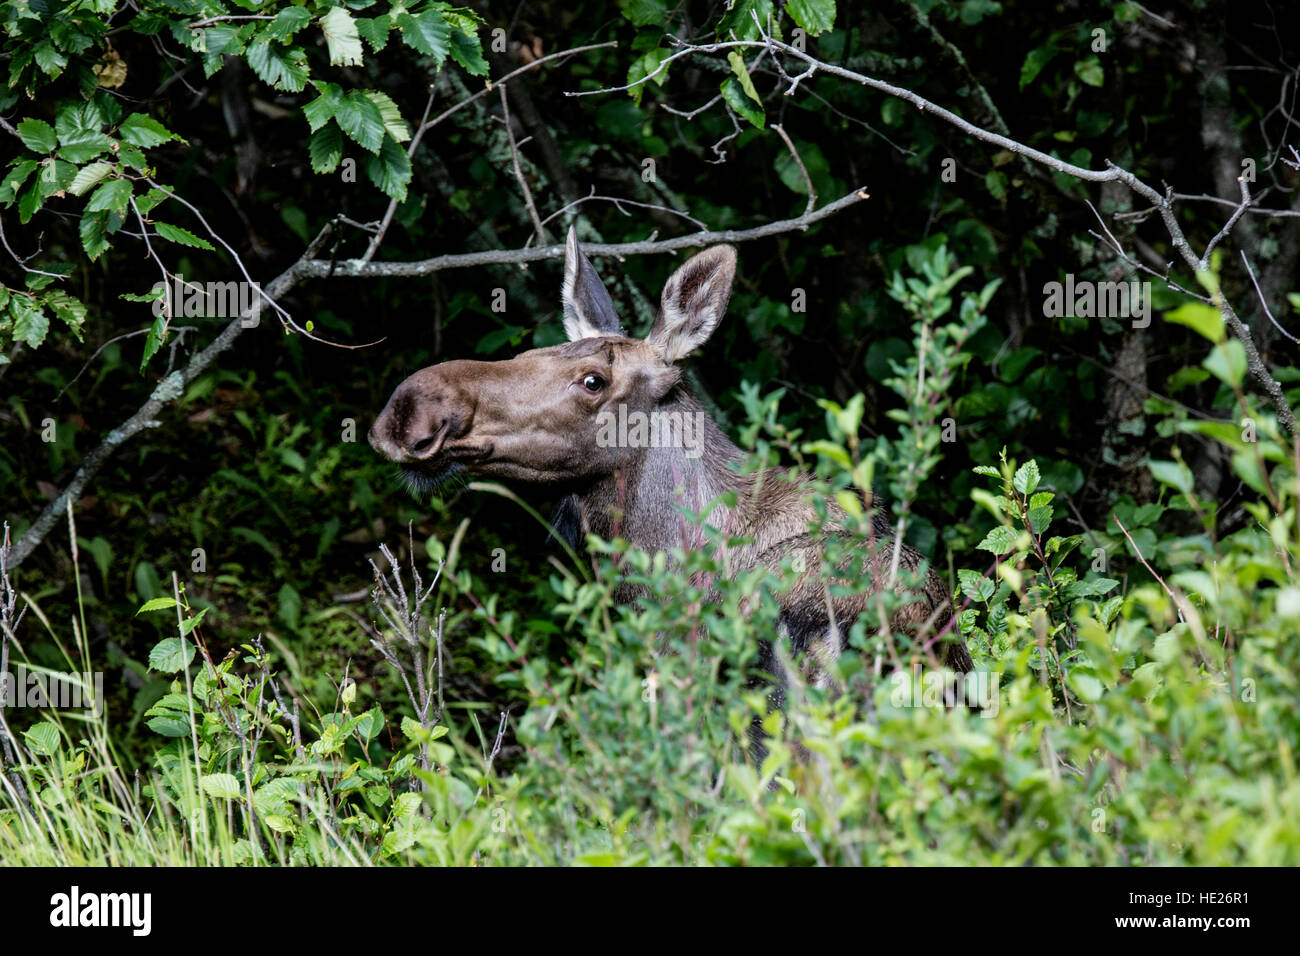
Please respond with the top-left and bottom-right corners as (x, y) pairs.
(370, 230), (973, 696)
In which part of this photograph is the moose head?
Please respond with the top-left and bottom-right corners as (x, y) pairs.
(369, 228), (735, 495)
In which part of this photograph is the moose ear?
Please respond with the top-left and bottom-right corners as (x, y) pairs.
(648, 245), (736, 363)
(562, 227), (623, 341)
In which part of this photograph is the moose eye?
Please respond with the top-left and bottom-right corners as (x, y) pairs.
(581, 373), (606, 392)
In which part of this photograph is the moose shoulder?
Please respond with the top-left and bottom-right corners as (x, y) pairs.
(370, 229), (973, 686)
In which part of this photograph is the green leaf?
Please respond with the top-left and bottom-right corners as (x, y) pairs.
(1013, 459), (1040, 495)
(1147, 459), (1193, 494)
(265, 6), (312, 40)
(136, 187), (172, 215)
(787, 0), (836, 34)
(957, 568), (995, 603)
(320, 6), (364, 67)
(1, 160), (40, 204)
(335, 91), (385, 153)
(356, 15), (391, 52)
(977, 525), (1017, 555)
(57, 129), (113, 164)
(397, 10), (450, 64)
(448, 25), (488, 75)
(11, 299), (49, 347)
(727, 51), (762, 105)
(619, 0), (668, 27)
(34, 41), (67, 78)
(1019, 43), (1058, 89)
(148, 637), (196, 674)
(1073, 56), (1104, 88)
(1204, 339), (1246, 386)
(119, 113), (181, 148)
(146, 716), (191, 738)
(1165, 302), (1225, 342)
(85, 177), (132, 214)
(79, 211), (110, 260)
(973, 464), (1000, 478)
(1068, 671), (1103, 703)
(363, 91), (411, 143)
(718, 0), (773, 40)
(246, 40), (309, 92)
(721, 77), (764, 129)
(137, 596), (179, 614)
(365, 136), (412, 201)
(201, 773), (243, 799)
(140, 314), (166, 370)
(309, 123), (344, 173)
(304, 83), (343, 133)
(155, 222), (216, 251)
(626, 49), (669, 106)
(17, 118), (57, 153)
(22, 722), (60, 757)
(36, 159), (75, 199)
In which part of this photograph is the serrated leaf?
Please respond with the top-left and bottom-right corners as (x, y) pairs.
(787, 0), (836, 35)
(1013, 459), (1040, 495)
(335, 91), (385, 153)
(365, 136), (411, 201)
(201, 773), (242, 799)
(397, 10), (450, 63)
(146, 716), (191, 737)
(17, 118), (57, 153)
(23, 722), (61, 757)
(246, 40), (309, 92)
(148, 637), (196, 674)
(34, 41), (67, 78)
(11, 299), (49, 347)
(155, 222), (216, 250)
(57, 129), (112, 164)
(977, 525), (1017, 555)
(265, 6), (312, 40)
(119, 113), (181, 148)
(363, 91), (410, 143)
(321, 7), (364, 67)
(80, 210), (110, 260)
(309, 123), (343, 173)
(303, 83), (343, 133)
(356, 15), (391, 52)
(137, 596), (179, 614)
(85, 177), (132, 214)
(136, 187), (172, 215)
(68, 162), (113, 196)
(2, 160), (40, 203)
(448, 26), (487, 75)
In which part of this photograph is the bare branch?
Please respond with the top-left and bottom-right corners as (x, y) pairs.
(1241, 249), (1300, 344)
(772, 124), (816, 215)
(297, 187), (870, 280)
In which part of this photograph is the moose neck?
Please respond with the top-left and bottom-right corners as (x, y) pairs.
(572, 388), (746, 554)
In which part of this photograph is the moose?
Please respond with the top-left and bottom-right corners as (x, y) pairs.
(370, 229), (973, 703)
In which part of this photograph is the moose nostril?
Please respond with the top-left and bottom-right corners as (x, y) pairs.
(410, 436), (436, 454)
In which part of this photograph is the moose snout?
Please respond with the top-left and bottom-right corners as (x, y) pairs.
(369, 367), (473, 463)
